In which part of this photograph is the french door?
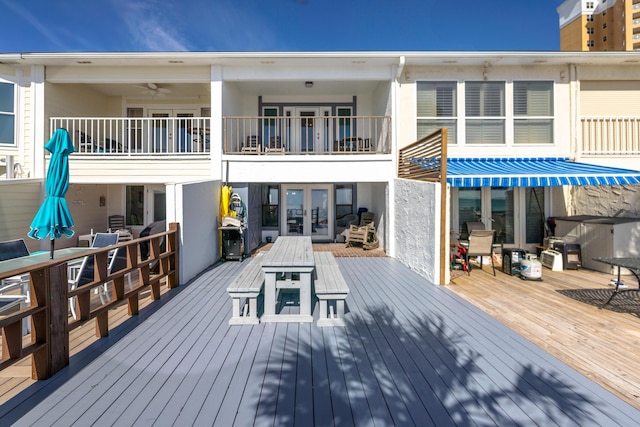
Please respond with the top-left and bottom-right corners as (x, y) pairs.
(281, 184), (333, 241)
(148, 109), (198, 153)
(284, 108), (330, 153)
(453, 186), (546, 251)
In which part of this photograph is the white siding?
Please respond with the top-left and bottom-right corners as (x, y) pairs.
(0, 179), (44, 252)
(68, 158), (213, 184)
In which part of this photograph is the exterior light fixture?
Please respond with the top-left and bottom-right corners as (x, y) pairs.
(305, 81), (313, 88)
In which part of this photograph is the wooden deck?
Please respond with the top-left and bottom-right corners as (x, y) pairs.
(0, 253), (639, 425)
(448, 261), (640, 412)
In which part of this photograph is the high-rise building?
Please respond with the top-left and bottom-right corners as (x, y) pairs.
(558, 0), (640, 51)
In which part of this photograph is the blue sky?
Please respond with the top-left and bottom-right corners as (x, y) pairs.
(0, 0), (564, 53)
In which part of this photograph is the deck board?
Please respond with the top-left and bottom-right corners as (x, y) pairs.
(1, 257), (639, 426)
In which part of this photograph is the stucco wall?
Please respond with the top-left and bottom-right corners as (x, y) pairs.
(571, 185), (640, 217)
(393, 178), (439, 284)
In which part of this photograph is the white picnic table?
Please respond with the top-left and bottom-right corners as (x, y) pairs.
(260, 236), (315, 323)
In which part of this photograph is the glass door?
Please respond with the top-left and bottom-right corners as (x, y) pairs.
(452, 186), (547, 251)
(149, 110), (169, 153)
(282, 184), (333, 241)
(149, 109), (197, 153)
(291, 108), (325, 153)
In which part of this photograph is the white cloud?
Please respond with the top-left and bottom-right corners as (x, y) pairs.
(111, 0), (189, 51)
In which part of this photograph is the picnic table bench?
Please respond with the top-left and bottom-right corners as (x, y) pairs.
(313, 252), (349, 327)
(227, 252), (264, 325)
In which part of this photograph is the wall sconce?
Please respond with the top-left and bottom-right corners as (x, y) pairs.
(305, 81), (313, 88)
(99, 195), (106, 207)
(560, 70), (566, 80)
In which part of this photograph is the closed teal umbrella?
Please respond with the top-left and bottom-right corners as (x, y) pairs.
(28, 128), (76, 258)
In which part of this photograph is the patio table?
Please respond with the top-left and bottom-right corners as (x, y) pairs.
(260, 236), (315, 323)
(593, 257), (640, 308)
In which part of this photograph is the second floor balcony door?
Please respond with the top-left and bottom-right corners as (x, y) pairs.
(290, 108), (326, 153)
(149, 109), (197, 153)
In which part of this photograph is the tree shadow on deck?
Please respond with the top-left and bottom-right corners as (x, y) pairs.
(255, 305), (597, 426)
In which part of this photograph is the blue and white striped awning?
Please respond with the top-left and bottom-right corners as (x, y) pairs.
(445, 157), (640, 188)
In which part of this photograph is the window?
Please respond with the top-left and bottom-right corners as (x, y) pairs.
(262, 185), (279, 227)
(416, 81), (457, 143)
(262, 107), (278, 145)
(586, 2), (594, 8)
(465, 81), (505, 145)
(587, 40), (595, 47)
(0, 82), (15, 145)
(337, 107), (353, 141)
(335, 184), (354, 220)
(603, 36), (607, 42)
(587, 27), (594, 34)
(126, 185), (144, 226)
(603, 23), (607, 29)
(586, 14), (594, 22)
(126, 108), (143, 151)
(513, 81), (554, 145)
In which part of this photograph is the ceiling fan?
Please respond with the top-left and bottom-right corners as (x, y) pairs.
(135, 82), (171, 97)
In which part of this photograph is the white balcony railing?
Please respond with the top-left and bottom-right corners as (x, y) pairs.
(223, 115), (391, 155)
(581, 117), (640, 156)
(50, 117), (211, 155)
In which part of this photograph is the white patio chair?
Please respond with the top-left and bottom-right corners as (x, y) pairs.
(68, 233), (119, 319)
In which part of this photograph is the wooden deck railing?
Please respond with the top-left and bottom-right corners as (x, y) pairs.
(223, 115), (391, 154)
(580, 117), (640, 156)
(50, 117), (211, 155)
(0, 223), (179, 380)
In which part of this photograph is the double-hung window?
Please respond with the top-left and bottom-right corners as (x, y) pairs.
(0, 82), (15, 145)
(416, 81), (457, 143)
(465, 81), (505, 145)
(513, 81), (554, 145)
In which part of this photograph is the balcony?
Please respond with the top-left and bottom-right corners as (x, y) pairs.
(580, 117), (640, 156)
(50, 117), (211, 156)
(223, 115), (391, 155)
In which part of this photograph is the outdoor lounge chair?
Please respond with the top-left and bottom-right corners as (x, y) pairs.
(0, 239), (32, 316)
(360, 211), (375, 226)
(465, 229), (496, 276)
(266, 136), (285, 153)
(241, 135), (261, 152)
(108, 214), (129, 232)
(68, 233), (119, 319)
(98, 245), (133, 305)
(345, 221), (379, 250)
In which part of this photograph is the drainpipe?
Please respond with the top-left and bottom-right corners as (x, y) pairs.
(388, 56), (405, 258)
(570, 64), (579, 161)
